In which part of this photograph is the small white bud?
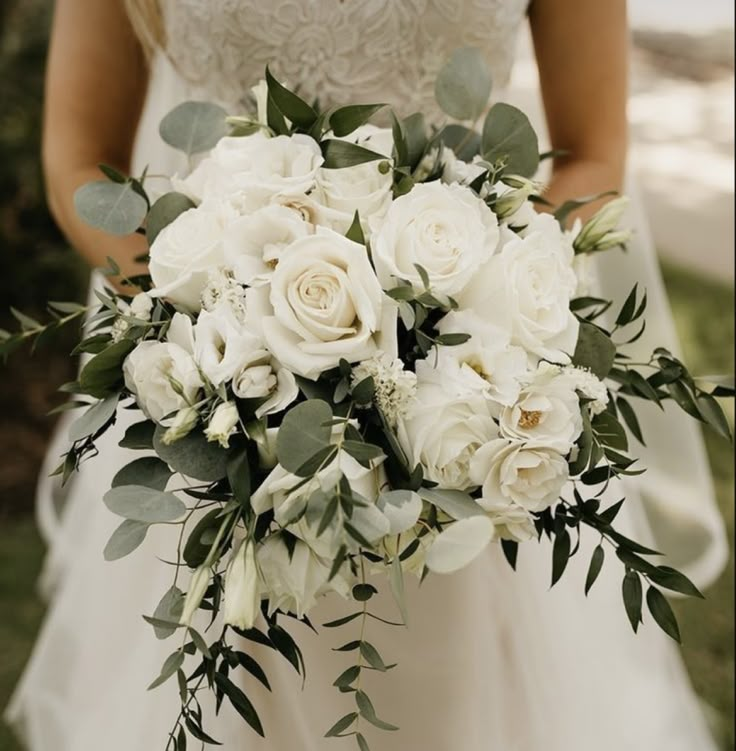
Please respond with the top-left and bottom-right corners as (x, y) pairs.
(204, 401), (240, 448)
(161, 406), (199, 445)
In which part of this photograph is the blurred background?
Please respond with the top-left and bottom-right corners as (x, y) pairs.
(0, 1), (733, 749)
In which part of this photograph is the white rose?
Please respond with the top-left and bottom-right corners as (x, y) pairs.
(469, 439), (569, 513)
(371, 182), (499, 296)
(253, 228), (397, 379)
(499, 362), (583, 453)
(223, 204), (313, 287)
(257, 536), (352, 618)
(458, 213), (579, 362)
(397, 385), (498, 490)
(433, 309), (531, 408)
(177, 132), (323, 209)
(204, 401), (240, 448)
(123, 340), (203, 424)
(149, 204), (232, 311)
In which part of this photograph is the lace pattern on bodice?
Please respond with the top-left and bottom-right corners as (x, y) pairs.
(162, 0), (529, 118)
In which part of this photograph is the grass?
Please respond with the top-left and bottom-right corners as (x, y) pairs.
(0, 262), (733, 749)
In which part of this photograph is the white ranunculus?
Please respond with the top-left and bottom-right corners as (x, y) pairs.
(232, 350), (298, 418)
(371, 182), (500, 296)
(482, 499), (537, 543)
(257, 536), (352, 618)
(177, 132), (323, 209)
(458, 212), (579, 362)
(123, 341), (203, 424)
(253, 229), (397, 379)
(397, 385), (498, 490)
(313, 159), (393, 235)
(433, 309), (531, 408)
(204, 401), (240, 448)
(149, 204), (233, 311)
(499, 362), (583, 453)
(223, 204), (313, 286)
(425, 516), (495, 574)
(223, 539), (260, 630)
(470, 439), (569, 513)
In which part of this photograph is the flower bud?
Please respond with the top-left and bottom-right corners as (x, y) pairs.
(161, 406), (199, 445)
(574, 196), (629, 251)
(130, 292), (154, 321)
(233, 364), (277, 400)
(204, 401), (240, 448)
(180, 564), (211, 626)
(223, 539), (260, 630)
(493, 176), (538, 220)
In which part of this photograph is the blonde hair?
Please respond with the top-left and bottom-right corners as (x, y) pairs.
(124, 0), (166, 57)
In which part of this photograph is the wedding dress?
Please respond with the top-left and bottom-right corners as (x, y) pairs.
(6, 2), (727, 749)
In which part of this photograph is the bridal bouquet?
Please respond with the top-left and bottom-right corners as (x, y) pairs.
(3, 49), (733, 749)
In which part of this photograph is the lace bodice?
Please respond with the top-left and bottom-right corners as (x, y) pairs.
(162, 0), (530, 118)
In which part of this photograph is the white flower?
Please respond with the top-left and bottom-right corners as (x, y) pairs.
(398, 386), (498, 490)
(130, 292), (154, 320)
(371, 182), (499, 296)
(257, 536), (352, 618)
(483, 500), (537, 542)
(563, 365), (609, 416)
(204, 401), (240, 448)
(123, 341), (203, 424)
(458, 213), (579, 362)
(491, 177), (540, 228)
(351, 353), (417, 426)
(573, 196), (630, 252)
(470, 439), (569, 513)
(180, 564), (211, 626)
(439, 147), (487, 186)
(149, 204), (232, 311)
(433, 309), (531, 408)
(223, 539), (260, 630)
(177, 132), (323, 209)
(223, 204), (312, 286)
(425, 516), (495, 574)
(200, 268), (248, 322)
(161, 406), (199, 445)
(232, 350), (298, 419)
(252, 229), (397, 380)
(572, 251), (596, 297)
(499, 362), (584, 453)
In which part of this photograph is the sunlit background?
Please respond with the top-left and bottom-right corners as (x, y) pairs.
(0, 1), (733, 749)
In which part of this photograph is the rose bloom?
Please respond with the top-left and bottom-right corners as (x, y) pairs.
(250, 228), (397, 379)
(371, 181), (500, 296)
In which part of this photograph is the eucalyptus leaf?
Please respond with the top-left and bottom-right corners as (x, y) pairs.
(152, 586), (185, 639)
(74, 181), (148, 236)
(276, 399), (333, 474)
(146, 192), (196, 244)
(103, 484), (186, 523)
(159, 101), (229, 156)
(148, 651), (185, 690)
(481, 102), (539, 177)
(434, 47), (492, 121)
(153, 425), (229, 482)
(79, 340), (134, 398)
(68, 394), (119, 442)
(103, 519), (149, 561)
(119, 420), (155, 450)
(418, 488), (483, 520)
(112, 456), (172, 491)
(437, 124), (481, 162)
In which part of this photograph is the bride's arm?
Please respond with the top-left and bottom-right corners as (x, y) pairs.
(44, 0), (150, 281)
(528, 0), (628, 219)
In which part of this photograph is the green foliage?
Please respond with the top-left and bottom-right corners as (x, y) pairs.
(434, 47), (492, 121)
(159, 101), (229, 156)
(153, 425), (229, 482)
(275, 399), (333, 475)
(103, 485), (186, 523)
(481, 103), (539, 177)
(74, 180), (148, 236)
(146, 192), (196, 244)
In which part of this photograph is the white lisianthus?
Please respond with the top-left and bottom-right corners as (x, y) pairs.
(439, 147), (487, 186)
(149, 204), (233, 311)
(232, 350), (298, 418)
(483, 499), (537, 542)
(371, 182), (500, 296)
(204, 401), (240, 448)
(123, 341), (203, 424)
(433, 309), (531, 408)
(252, 229), (397, 379)
(257, 536), (352, 618)
(180, 564), (211, 627)
(425, 516), (495, 574)
(563, 365), (609, 416)
(469, 439), (569, 513)
(491, 177), (539, 228)
(161, 406), (199, 445)
(223, 204), (313, 286)
(176, 132), (323, 209)
(223, 539), (260, 630)
(458, 213), (579, 362)
(573, 196), (630, 252)
(351, 353), (417, 426)
(397, 386), (498, 490)
(499, 362), (584, 453)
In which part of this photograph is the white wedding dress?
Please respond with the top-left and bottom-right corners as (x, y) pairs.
(6, 2), (728, 750)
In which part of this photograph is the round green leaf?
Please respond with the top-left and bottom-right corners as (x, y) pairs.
(74, 180), (148, 236)
(481, 102), (540, 177)
(112, 457), (172, 491)
(153, 425), (229, 482)
(159, 101), (229, 156)
(276, 399), (333, 474)
(103, 484), (186, 523)
(146, 192), (196, 244)
(103, 519), (149, 561)
(434, 47), (493, 121)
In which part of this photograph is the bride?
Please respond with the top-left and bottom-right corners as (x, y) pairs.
(6, 1), (727, 749)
